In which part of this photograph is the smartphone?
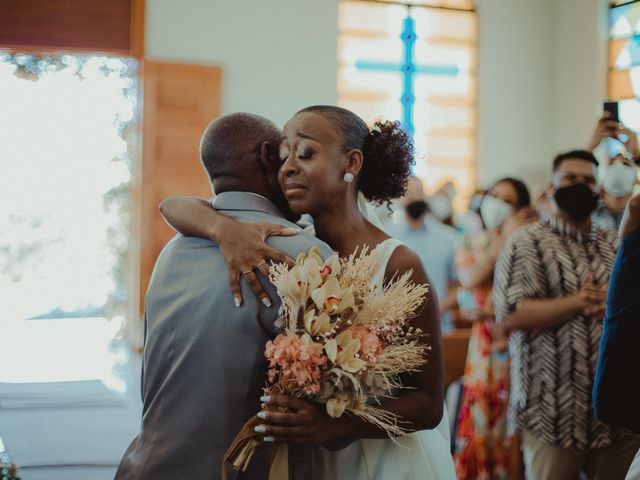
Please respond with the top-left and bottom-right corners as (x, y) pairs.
(604, 101), (620, 122)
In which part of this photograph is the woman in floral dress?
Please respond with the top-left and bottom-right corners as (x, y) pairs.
(453, 178), (536, 480)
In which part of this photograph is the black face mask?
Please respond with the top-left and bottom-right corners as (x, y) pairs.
(405, 200), (428, 219)
(553, 182), (599, 221)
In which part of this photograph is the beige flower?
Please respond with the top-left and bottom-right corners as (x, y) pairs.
(319, 253), (340, 281)
(276, 262), (322, 304)
(311, 277), (354, 314)
(326, 394), (349, 418)
(325, 329), (366, 373)
(304, 310), (332, 336)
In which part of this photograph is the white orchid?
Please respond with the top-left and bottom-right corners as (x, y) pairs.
(319, 253), (340, 281)
(326, 393), (349, 418)
(324, 329), (366, 373)
(304, 310), (332, 336)
(276, 262), (322, 304)
(310, 277), (354, 314)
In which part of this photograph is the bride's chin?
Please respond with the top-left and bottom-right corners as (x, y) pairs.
(289, 200), (314, 215)
(288, 203), (307, 215)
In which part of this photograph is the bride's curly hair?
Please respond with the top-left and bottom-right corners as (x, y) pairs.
(296, 106), (415, 206)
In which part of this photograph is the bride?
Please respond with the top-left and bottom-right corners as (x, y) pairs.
(160, 105), (456, 479)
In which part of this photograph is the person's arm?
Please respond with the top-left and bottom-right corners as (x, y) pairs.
(494, 232), (607, 334)
(257, 246), (445, 446)
(439, 280), (459, 314)
(619, 125), (640, 158)
(439, 242), (460, 314)
(502, 273), (607, 332)
(159, 196), (297, 306)
(160, 195), (222, 238)
(620, 192), (640, 240)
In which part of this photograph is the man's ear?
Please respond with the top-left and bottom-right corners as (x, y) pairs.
(259, 141), (280, 172)
(345, 149), (364, 177)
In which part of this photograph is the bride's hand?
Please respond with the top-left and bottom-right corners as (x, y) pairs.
(219, 221), (298, 307)
(254, 395), (345, 445)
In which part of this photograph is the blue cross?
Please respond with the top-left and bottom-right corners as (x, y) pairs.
(355, 16), (459, 138)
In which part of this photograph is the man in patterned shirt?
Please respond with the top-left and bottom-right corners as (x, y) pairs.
(494, 150), (640, 479)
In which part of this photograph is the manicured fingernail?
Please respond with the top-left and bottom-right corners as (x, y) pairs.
(261, 297), (272, 308)
(282, 228), (299, 235)
(254, 425), (266, 433)
(234, 297), (241, 307)
(260, 395), (271, 402)
(257, 411), (266, 419)
(263, 436), (275, 442)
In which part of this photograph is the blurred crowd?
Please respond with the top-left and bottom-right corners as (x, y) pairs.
(380, 115), (640, 480)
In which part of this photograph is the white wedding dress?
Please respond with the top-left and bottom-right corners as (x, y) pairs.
(311, 238), (456, 480)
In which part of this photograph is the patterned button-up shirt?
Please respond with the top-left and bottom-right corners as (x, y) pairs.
(494, 216), (618, 450)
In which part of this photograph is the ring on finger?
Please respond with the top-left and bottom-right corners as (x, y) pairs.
(241, 269), (254, 276)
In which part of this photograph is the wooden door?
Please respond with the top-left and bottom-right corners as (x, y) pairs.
(138, 61), (221, 312)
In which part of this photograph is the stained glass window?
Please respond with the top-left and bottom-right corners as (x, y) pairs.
(609, 0), (640, 130)
(338, 0), (476, 205)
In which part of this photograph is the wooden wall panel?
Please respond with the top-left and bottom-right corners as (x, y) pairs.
(139, 61), (221, 311)
(0, 0), (145, 57)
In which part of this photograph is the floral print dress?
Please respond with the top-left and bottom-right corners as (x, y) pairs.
(453, 232), (511, 480)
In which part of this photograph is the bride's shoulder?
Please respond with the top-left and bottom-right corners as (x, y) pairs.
(383, 241), (428, 283)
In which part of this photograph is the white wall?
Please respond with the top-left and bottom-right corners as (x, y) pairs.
(476, 0), (609, 192)
(146, 0), (609, 192)
(145, 0), (339, 127)
(475, 0), (556, 191)
(553, 0), (609, 155)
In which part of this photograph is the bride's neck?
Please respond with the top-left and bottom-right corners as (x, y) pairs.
(312, 200), (374, 257)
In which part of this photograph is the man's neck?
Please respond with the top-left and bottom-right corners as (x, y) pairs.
(406, 215), (425, 230)
(604, 192), (632, 212)
(554, 206), (592, 232)
(214, 179), (267, 196)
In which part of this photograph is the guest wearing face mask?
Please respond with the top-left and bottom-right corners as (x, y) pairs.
(429, 181), (456, 227)
(588, 114), (640, 231)
(386, 176), (460, 332)
(456, 189), (487, 234)
(493, 150), (640, 480)
(454, 177), (536, 480)
(593, 152), (639, 231)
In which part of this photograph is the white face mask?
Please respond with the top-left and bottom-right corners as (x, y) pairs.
(427, 195), (453, 221)
(602, 162), (637, 197)
(480, 195), (513, 231)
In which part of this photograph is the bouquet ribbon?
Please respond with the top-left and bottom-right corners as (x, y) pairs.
(221, 414), (289, 480)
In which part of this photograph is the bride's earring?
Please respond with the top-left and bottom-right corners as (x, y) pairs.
(343, 172), (354, 183)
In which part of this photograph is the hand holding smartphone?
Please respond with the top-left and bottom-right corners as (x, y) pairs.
(604, 101), (620, 123)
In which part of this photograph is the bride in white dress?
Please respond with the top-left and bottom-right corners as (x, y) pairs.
(312, 237), (455, 480)
(161, 105), (456, 479)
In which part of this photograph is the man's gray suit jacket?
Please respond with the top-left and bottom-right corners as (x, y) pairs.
(115, 192), (332, 479)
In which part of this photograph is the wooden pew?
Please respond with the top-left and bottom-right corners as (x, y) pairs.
(442, 328), (471, 390)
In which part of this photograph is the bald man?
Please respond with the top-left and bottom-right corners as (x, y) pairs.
(115, 113), (331, 479)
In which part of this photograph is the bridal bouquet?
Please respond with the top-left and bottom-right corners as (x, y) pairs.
(223, 245), (430, 477)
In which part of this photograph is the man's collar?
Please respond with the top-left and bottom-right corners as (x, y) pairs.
(212, 192), (285, 218)
(543, 214), (597, 242)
